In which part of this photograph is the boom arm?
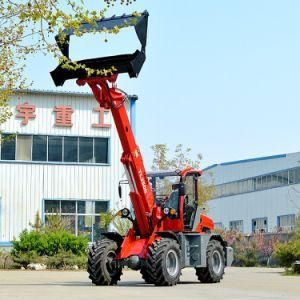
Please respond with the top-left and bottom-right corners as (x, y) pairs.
(77, 75), (154, 237)
(50, 11), (154, 236)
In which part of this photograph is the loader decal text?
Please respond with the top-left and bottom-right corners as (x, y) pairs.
(139, 169), (148, 195)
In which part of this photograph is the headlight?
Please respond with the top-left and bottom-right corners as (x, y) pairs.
(163, 207), (170, 215)
(117, 208), (130, 218)
(169, 208), (177, 216)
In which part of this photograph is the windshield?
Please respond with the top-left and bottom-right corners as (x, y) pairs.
(148, 174), (180, 199)
(166, 189), (179, 211)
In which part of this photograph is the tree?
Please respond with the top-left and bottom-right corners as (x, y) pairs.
(100, 209), (116, 231)
(150, 144), (215, 206)
(151, 144), (202, 171)
(296, 213), (300, 237)
(44, 213), (70, 233)
(0, 0), (136, 131)
(112, 217), (131, 236)
(29, 211), (44, 232)
(100, 209), (131, 235)
(274, 213), (300, 272)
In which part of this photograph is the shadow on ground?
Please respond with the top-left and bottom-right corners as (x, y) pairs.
(0, 280), (204, 288)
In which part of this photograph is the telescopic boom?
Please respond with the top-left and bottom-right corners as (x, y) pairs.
(50, 11), (154, 236)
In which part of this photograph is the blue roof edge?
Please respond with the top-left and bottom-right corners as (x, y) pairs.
(203, 164), (218, 171)
(203, 153), (287, 171)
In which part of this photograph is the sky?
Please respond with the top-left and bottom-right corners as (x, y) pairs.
(25, 0), (300, 169)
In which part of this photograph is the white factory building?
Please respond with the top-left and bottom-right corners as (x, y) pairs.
(206, 152), (300, 234)
(0, 89), (134, 246)
(2, 90), (299, 245)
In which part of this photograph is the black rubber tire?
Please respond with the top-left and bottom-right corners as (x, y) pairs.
(140, 266), (155, 284)
(87, 238), (122, 285)
(195, 240), (225, 283)
(146, 238), (181, 286)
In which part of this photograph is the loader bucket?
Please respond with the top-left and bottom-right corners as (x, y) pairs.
(50, 11), (149, 86)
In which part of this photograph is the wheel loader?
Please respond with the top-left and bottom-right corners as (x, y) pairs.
(51, 11), (233, 286)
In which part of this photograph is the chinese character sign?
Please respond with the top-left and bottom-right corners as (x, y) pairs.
(14, 102), (112, 128)
(53, 105), (74, 127)
(92, 107), (111, 128)
(16, 102), (36, 125)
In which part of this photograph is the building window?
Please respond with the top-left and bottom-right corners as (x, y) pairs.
(277, 171), (289, 185)
(278, 214), (296, 232)
(79, 137), (94, 163)
(0, 133), (109, 165)
(94, 138), (109, 164)
(212, 167), (300, 199)
(16, 135), (32, 161)
(32, 135), (47, 161)
(229, 220), (243, 232)
(255, 176), (262, 190)
(0, 134), (16, 160)
(214, 222), (224, 230)
(44, 199), (59, 212)
(289, 169), (300, 184)
(44, 199), (109, 242)
(48, 136), (63, 162)
(252, 217), (268, 233)
(64, 136), (78, 162)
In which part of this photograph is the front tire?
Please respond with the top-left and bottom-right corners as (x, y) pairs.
(146, 238), (181, 286)
(195, 240), (225, 283)
(140, 266), (155, 284)
(88, 238), (122, 285)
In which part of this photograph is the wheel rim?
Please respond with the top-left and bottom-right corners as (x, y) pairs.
(212, 250), (222, 274)
(106, 250), (117, 276)
(166, 249), (179, 277)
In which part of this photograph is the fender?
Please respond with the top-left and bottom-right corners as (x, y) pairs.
(156, 231), (181, 244)
(101, 232), (124, 247)
(210, 234), (227, 247)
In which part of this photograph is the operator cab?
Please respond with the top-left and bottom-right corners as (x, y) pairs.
(147, 169), (200, 230)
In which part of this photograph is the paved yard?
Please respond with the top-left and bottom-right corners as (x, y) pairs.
(0, 267), (299, 300)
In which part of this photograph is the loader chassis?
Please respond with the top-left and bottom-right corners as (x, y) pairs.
(50, 11), (233, 286)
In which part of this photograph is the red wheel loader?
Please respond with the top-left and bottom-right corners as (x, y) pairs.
(51, 11), (233, 286)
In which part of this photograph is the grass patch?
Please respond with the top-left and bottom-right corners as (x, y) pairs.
(282, 269), (300, 276)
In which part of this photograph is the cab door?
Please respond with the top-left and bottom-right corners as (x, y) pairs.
(183, 175), (198, 229)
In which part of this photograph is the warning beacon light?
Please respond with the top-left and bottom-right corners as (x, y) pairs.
(50, 11), (149, 86)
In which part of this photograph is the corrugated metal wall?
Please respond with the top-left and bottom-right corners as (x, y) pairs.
(205, 153), (300, 233)
(0, 91), (130, 241)
(208, 184), (300, 233)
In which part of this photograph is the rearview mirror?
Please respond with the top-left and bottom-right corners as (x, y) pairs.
(172, 183), (185, 196)
(118, 184), (122, 199)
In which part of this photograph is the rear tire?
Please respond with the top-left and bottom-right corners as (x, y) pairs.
(140, 266), (155, 284)
(146, 238), (181, 286)
(88, 238), (122, 285)
(195, 240), (225, 283)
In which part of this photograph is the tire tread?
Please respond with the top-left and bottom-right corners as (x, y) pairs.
(87, 238), (122, 285)
(146, 238), (181, 286)
(195, 240), (225, 283)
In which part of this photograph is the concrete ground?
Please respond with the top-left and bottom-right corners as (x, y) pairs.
(0, 267), (299, 300)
